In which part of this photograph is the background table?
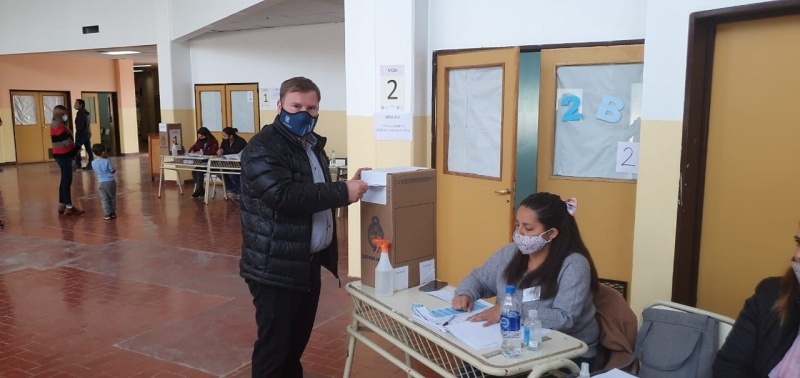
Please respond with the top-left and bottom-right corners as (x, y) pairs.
(344, 281), (587, 378)
(158, 155), (241, 204)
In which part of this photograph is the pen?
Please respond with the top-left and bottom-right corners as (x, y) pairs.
(442, 315), (456, 327)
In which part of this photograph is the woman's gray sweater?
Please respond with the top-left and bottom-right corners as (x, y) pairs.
(453, 243), (598, 357)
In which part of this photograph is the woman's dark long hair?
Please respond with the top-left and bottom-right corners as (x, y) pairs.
(773, 266), (799, 325)
(502, 192), (599, 299)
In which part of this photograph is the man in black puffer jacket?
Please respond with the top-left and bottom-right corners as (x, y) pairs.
(239, 77), (369, 378)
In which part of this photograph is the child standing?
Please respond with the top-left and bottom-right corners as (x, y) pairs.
(91, 144), (117, 220)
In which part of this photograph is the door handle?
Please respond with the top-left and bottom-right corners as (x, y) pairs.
(494, 189), (511, 195)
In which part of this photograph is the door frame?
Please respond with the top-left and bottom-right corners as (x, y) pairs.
(673, 0), (800, 306)
(80, 91), (121, 155)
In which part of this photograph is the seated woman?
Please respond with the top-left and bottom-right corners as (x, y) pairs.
(713, 228), (800, 378)
(216, 127), (247, 198)
(452, 192), (600, 368)
(187, 127), (219, 198)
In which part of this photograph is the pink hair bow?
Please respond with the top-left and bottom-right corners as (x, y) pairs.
(564, 198), (577, 216)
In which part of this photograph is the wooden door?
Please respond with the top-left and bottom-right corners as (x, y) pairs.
(435, 48), (519, 286)
(11, 91), (66, 163)
(225, 84), (259, 141)
(537, 45), (644, 287)
(696, 15), (800, 317)
(195, 85), (226, 139)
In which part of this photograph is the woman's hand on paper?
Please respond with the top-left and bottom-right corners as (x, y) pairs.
(468, 304), (501, 327)
(452, 294), (474, 312)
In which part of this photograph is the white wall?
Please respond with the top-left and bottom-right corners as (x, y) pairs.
(425, 0), (648, 115)
(0, 0), (157, 55)
(641, 0), (775, 121)
(189, 23), (347, 111)
(168, 0), (265, 40)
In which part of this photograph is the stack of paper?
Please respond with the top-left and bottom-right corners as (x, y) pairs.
(446, 321), (502, 350)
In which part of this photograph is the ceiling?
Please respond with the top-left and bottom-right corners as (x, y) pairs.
(46, 0), (344, 67)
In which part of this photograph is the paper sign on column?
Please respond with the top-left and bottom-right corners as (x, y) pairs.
(158, 123), (167, 132)
(615, 142), (639, 174)
(419, 259), (435, 284)
(258, 87), (281, 110)
(394, 266), (409, 291)
(374, 111), (412, 141)
(379, 64), (405, 111)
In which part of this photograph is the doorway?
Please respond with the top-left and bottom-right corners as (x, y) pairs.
(81, 92), (121, 156)
(10, 90), (69, 163)
(194, 83), (260, 142)
(432, 44), (643, 291)
(434, 48), (520, 285)
(675, 4), (800, 316)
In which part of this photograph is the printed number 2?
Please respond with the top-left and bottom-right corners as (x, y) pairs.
(387, 80), (398, 100)
(560, 95), (583, 122)
(621, 147), (635, 166)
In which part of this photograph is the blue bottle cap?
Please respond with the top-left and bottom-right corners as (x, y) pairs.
(505, 285), (515, 294)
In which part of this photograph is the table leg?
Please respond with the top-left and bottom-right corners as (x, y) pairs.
(204, 170), (211, 205)
(221, 174), (228, 200)
(405, 353), (412, 378)
(343, 319), (358, 378)
(158, 167), (164, 198)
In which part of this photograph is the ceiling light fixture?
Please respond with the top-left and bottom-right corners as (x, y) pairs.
(100, 50), (141, 55)
(133, 64), (151, 68)
(133, 70), (144, 73)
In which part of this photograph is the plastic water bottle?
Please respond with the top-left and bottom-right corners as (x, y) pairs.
(171, 142), (178, 156)
(500, 285), (521, 357)
(523, 309), (542, 351)
(373, 239), (394, 297)
(330, 150), (336, 166)
(578, 362), (590, 378)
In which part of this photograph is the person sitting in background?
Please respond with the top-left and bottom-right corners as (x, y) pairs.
(713, 228), (800, 378)
(216, 127), (247, 198)
(187, 127), (219, 198)
(452, 192), (600, 369)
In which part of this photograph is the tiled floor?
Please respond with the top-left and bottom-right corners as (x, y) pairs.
(0, 155), (435, 377)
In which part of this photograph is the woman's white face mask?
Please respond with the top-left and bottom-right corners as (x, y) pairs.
(513, 228), (554, 255)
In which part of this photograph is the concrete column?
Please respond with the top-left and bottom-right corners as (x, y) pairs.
(114, 59), (139, 154)
(344, 0), (429, 277)
(156, 1), (196, 143)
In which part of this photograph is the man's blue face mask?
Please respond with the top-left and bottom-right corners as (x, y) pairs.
(279, 108), (318, 137)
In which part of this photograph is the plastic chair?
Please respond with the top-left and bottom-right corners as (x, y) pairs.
(610, 301), (735, 377)
(648, 301), (735, 352)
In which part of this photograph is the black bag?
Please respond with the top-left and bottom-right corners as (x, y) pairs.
(634, 307), (718, 378)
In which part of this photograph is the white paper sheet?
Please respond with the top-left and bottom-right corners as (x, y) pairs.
(419, 259), (435, 284)
(446, 321), (502, 350)
(374, 111), (412, 141)
(446, 67), (502, 178)
(393, 266), (409, 291)
(593, 369), (637, 378)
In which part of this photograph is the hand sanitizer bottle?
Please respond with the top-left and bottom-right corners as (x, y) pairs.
(373, 239), (394, 297)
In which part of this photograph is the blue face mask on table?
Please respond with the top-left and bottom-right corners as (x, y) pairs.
(279, 108), (318, 137)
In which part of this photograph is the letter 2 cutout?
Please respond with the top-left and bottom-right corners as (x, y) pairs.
(560, 95), (583, 122)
